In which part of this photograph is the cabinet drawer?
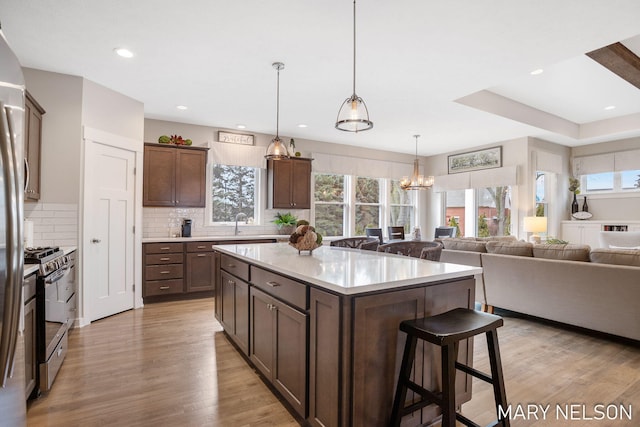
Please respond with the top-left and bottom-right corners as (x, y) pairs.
(145, 264), (183, 280)
(251, 266), (308, 310)
(146, 253), (184, 265)
(144, 279), (184, 296)
(144, 242), (183, 254)
(186, 242), (214, 252)
(220, 254), (249, 282)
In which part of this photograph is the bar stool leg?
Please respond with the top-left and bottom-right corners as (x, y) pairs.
(440, 342), (458, 427)
(390, 334), (418, 427)
(486, 330), (510, 427)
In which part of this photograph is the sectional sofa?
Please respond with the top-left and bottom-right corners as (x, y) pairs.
(439, 237), (640, 341)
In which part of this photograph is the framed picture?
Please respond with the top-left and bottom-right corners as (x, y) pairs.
(448, 146), (502, 174)
(218, 131), (255, 146)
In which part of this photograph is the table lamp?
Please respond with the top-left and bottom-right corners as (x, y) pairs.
(523, 216), (547, 243)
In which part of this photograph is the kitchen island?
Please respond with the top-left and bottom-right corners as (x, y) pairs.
(213, 242), (482, 427)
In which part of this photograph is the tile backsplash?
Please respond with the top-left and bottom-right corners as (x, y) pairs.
(143, 207), (307, 238)
(24, 202), (78, 247)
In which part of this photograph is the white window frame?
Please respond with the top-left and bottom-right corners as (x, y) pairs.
(207, 164), (263, 226)
(312, 174), (417, 237)
(581, 171), (640, 195)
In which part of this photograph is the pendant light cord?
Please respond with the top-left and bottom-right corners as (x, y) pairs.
(276, 66), (280, 138)
(414, 135), (419, 158)
(352, 0), (357, 95)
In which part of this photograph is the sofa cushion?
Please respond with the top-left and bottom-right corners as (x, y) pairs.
(476, 235), (518, 242)
(441, 238), (487, 253)
(486, 241), (534, 257)
(532, 244), (591, 262)
(590, 248), (640, 266)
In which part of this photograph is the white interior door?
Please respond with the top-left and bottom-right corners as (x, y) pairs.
(85, 141), (135, 321)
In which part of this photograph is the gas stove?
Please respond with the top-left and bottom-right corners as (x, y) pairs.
(24, 246), (69, 277)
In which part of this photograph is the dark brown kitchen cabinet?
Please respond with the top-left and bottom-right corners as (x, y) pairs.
(268, 157), (312, 209)
(24, 91), (45, 201)
(220, 270), (249, 355)
(250, 286), (307, 418)
(143, 143), (207, 207)
(185, 242), (215, 293)
(143, 242), (184, 297)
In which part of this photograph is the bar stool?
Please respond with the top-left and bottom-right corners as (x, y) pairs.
(389, 308), (509, 427)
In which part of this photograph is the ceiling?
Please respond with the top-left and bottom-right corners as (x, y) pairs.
(2, 0), (640, 156)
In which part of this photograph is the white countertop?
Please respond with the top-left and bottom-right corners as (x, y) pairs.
(214, 242), (482, 295)
(24, 264), (39, 277)
(143, 235), (284, 243)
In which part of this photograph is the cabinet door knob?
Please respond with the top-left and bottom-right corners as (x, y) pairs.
(91, 238), (101, 243)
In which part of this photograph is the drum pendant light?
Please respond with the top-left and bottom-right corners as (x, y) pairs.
(335, 0), (373, 133)
(400, 135), (434, 190)
(265, 62), (290, 159)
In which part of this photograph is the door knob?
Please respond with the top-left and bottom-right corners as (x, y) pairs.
(91, 238), (101, 243)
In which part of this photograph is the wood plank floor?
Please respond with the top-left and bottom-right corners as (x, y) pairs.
(27, 299), (640, 426)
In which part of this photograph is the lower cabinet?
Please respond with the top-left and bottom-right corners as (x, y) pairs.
(185, 242), (215, 293)
(250, 286), (308, 418)
(220, 270), (249, 355)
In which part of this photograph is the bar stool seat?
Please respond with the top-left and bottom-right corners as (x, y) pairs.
(390, 308), (510, 427)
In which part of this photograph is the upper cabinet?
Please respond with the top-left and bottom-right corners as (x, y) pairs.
(24, 91), (45, 201)
(268, 158), (312, 209)
(143, 143), (208, 207)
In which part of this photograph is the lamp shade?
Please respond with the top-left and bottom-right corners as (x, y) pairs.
(523, 216), (547, 233)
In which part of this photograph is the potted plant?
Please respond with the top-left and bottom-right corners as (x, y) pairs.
(273, 212), (298, 235)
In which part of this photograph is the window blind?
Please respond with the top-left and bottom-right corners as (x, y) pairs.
(312, 152), (411, 180)
(209, 142), (266, 168)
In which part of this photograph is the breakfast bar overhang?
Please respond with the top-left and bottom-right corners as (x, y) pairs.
(213, 242), (483, 427)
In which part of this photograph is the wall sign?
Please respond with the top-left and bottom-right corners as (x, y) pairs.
(218, 131), (255, 146)
(448, 146), (502, 174)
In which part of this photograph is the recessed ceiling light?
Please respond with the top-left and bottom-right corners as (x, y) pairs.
(604, 105), (616, 110)
(114, 48), (134, 58)
(236, 124), (246, 129)
(530, 69), (544, 76)
(297, 124), (308, 128)
(176, 105), (188, 110)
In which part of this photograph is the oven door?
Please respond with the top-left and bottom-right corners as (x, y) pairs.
(43, 264), (74, 359)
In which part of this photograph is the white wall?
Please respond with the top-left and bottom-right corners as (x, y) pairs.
(23, 68), (83, 204)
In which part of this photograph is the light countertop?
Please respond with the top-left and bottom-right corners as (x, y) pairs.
(24, 264), (39, 277)
(142, 235), (285, 243)
(214, 242), (482, 295)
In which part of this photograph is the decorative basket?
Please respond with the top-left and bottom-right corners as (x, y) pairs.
(289, 241), (322, 254)
(289, 228), (321, 254)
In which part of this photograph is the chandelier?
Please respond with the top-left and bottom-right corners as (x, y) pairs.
(400, 135), (434, 190)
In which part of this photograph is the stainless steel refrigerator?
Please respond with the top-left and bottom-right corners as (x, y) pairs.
(0, 24), (27, 427)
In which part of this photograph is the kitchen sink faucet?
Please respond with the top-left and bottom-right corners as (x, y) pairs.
(235, 213), (248, 235)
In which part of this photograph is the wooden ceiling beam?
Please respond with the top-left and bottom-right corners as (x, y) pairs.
(586, 42), (640, 90)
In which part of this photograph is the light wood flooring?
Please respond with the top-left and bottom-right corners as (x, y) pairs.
(27, 299), (640, 427)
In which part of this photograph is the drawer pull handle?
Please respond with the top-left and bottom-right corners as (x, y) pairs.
(159, 286), (170, 290)
(197, 245), (206, 249)
(160, 271), (170, 274)
(57, 348), (63, 357)
(227, 263), (236, 268)
(266, 281), (281, 287)
(197, 254), (207, 257)
(160, 257), (170, 261)
(228, 280), (235, 286)
(160, 247), (171, 250)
